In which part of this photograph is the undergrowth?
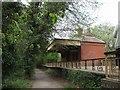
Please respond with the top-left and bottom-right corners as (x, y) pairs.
(61, 69), (104, 90)
(3, 78), (32, 88)
(42, 67), (104, 90)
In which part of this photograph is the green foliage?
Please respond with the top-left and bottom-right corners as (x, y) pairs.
(26, 2), (68, 59)
(87, 24), (116, 51)
(2, 2), (24, 79)
(43, 68), (103, 89)
(2, 2), (68, 88)
(3, 78), (32, 88)
(2, 1), (100, 88)
(69, 23), (115, 51)
(61, 69), (103, 89)
(49, 13), (57, 23)
(44, 52), (60, 63)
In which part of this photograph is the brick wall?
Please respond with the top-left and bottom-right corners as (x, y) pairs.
(81, 42), (105, 60)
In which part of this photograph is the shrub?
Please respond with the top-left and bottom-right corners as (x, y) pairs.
(3, 78), (32, 88)
(45, 52), (60, 63)
(61, 69), (104, 89)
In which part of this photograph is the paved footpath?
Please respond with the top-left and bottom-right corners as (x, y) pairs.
(32, 69), (71, 88)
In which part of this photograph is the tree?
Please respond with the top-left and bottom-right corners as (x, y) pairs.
(54, 0), (101, 37)
(87, 24), (116, 51)
(69, 23), (116, 51)
(22, 2), (69, 78)
(2, 2), (30, 88)
(2, 1), (102, 88)
(2, 2), (24, 79)
(2, 2), (69, 87)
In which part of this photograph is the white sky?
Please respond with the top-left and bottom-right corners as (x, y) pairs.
(95, 0), (120, 26)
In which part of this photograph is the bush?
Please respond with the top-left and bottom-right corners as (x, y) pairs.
(45, 52), (60, 63)
(3, 78), (32, 88)
(61, 69), (104, 89)
(43, 68), (103, 89)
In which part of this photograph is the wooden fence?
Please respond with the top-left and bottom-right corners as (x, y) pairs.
(45, 54), (120, 81)
(105, 50), (120, 81)
(45, 58), (106, 73)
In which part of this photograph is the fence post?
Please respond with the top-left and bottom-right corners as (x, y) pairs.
(66, 62), (67, 67)
(71, 61), (73, 68)
(92, 60), (95, 70)
(79, 61), (81, 69)
(55, 62), (56, 67)
(76, 61), (78, 68)
(68, 62), (69, 68)
(85, 60), (87, 69)
(66, 62), (68, 68)
(109, 60), (112, 79)
(105, 58), (108, 79)
(60, 62), (61, 67)
(119, 58), (120, 81)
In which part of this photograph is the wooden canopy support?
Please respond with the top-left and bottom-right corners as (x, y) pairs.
(104, 50), (120, 55)
(47, 38), (81, 52)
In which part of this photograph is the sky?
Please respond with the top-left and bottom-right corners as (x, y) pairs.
(95, 0), (120, 26)
(20, 0), (120, 26)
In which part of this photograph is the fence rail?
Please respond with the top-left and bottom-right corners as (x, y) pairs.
(105, 50), (120, 81)
(45, 58), (106, 73)
(45, 50), (120, 81)
(45, 56), (120, 81)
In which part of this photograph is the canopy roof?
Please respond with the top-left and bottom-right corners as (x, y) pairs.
(47, 35), (105, 52)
